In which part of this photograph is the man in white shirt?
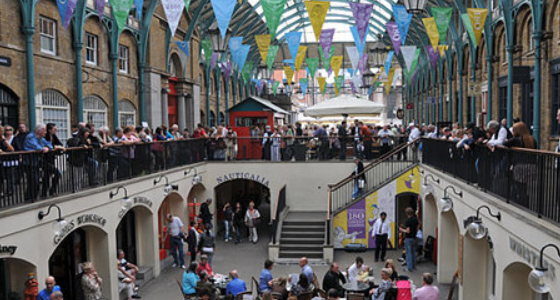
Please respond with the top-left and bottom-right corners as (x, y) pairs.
(347, 256), (369, 283)
(408, 123), (421, 142)
(487, 120), (509, 147)
(165, 214), (185, 268)
(372, 212), (391, 262)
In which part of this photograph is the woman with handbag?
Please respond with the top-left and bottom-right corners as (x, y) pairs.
(244, 201), (261, 244)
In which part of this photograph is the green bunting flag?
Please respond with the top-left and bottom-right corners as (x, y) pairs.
(430, 7), (453, 44)
(461, 13), (477, 47)
(409, 49), (421, 82)
(266, 45), (279, 72)
(242, 62), (253, 83)
(261, 0), (288, 39)
(318, 46), (334, 71)
(201, 39), (213, 68)
(306, 58), (319, 79)
(273, 80), (280, 96)
(109, 0), (134, 33)
(334, 75), (344, 95)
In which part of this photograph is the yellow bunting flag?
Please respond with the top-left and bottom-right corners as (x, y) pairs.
(422, 17), (440, 53)
(372, 72), (380, 85)
(317, 77), (327, 94)
(385, 68), (396, 95)
(284, 66), (295, 85)
(468, 8), (488, 46)
(331, 55), (343, 78)
(255, 34), (271, 64)
(334, 85), (339, 95)
(305, 1), (330, 40)
(438, 45), (449, 57)
(295, 46), (308, 70)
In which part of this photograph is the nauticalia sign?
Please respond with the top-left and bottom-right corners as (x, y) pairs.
(216, 173), (270, 187)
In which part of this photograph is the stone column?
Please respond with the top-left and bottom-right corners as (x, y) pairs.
(161, 89), (169, 126)
(178, 93), (186, 131)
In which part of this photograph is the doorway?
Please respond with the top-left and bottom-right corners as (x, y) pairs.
(395, 193), (418, 230)
(521, 80), (534, 132)
(168, 77), (178, 126)
(117, 210), (137, 265)
(0, 85), (19, 127)
(49, 228), (87, 300)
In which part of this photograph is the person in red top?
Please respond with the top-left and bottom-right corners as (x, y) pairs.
(196, 255), (213, 277)
(192, 123), (208, 138)
(360, 122), (372, 159)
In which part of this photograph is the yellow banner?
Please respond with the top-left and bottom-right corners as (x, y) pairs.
(372, 72), (380, 85)
(255, 34), (271, 64)
(317, 77), (327, 94)
(468, 8), (488, 46)
(305, 1), (330, 41)
(295, 46), (308, 70)
(422, 17), (440, 53)
(385, 68), (395, 95)
(331, 55), (343, 78)
(438, 45), (448, 57)
(284, 66), (295, 85)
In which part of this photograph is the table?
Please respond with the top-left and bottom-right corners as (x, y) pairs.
(342, 282), (370, 293)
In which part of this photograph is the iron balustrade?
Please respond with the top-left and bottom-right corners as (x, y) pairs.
(421, 138), (560, 224)
(270, 184), (286, 244)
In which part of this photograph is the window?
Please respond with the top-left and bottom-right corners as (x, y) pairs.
(552, 73), (560, 134)
(84, 95), (107, 129)
(35, 90), (70, 145)
(118, 45), (129, 73)
(209, 111), (216, 127)
(499, 86), (507, 121)
(85, 33), (98, 65)
(527, 21), (534, 51)
(40, 16), (56, 55)
(118, 100), (136, 127)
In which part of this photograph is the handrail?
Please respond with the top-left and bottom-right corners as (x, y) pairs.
(327, 187), (332, 220)
(421, 137), (560, 156)
(271, 184), (287, 221)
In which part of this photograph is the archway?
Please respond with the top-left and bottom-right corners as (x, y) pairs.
(437, 210), (460, 284)
(187, 183), (207, 223)
(395, 192), (419, 230)
(422, 193), (438, 264)
(116, 206), (155, 269)
(214, 179), (271, 240)
(0, 84), (19, 128)
(503, 262), (534, 300)
(462, 234), (493, 299)
(157, 193), (185, 265)
(49, 226), (109, 300)
(0, 257), (36, 300)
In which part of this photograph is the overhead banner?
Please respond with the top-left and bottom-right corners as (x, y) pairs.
(306, 58), (319, 79)
(63, 0), (78, 29)
(222, 62), (233, 82)
(210, 52), (218, 70)
(426, 45), (439, 70)
(392, 4), (412, 45)
(273, 80), (280, 96)
(349, 2), (374, 42)
(305, 1), (330, 40)
(461, 13), (477, 47)
(184, 0), (191, 12)
(346, 46), (359, 71)
(284, 66), (295, 85)
(422, 17), (440, 53)
(135, 0), (143, 19)
(319, 46), (334, 71)
(242, 61), (253, 83)
(299, 78), (308, 97)
(295, 46), (308, 70)
(238, 44), (251, 73)
(95, 0), (105, 20)
(386, 21), (401, 55)
(56, 0), (70, 27)
(350, 26), (367, 57)
(401, 45), (417, 72)
(175, 41), (189, 56)
(201, 39), (213, 67)
(331, 55), (343, 78)
(468, 8), (488, 46)
(109, 0), (133, 33)
(357, 53), (368, 74)
(255, 34), (271, 64)
(261, 0), (288, 38)
(228, 37), (243, 68)
(384, 50), (394, 75)
(335, 75), (344, 95)
(319, 28), (335, 57)
(285, 32), (302, 63)
(211, 0), (237, 39)
(351, 74), (362, 93)
(438, 45), (449, 57)
(430, 7), (453, 44)
(318, 77), (327, 94)
(161, 0), (185, 36)
(257, 79), (265, 95)
(266, 45), (279, 71)
(385, 68), (395, 95)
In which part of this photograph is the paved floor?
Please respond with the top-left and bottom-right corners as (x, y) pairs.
(139, 227), (454, 300)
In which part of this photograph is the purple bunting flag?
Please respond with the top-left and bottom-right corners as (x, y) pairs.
(319, 29), (335, 58)
(257, 80), (265, 95)
(426, 45), (439, 70)
(349, 2), (374, 42)
(222, 62), (233, 82)
(386, 21), (401, 55)
(357, 53), (368, 74)
(95, 0), (105, 20)
(63, 0), (78, 29)
(210, 52), (219, 70)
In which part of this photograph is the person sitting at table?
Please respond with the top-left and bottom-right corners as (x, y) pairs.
(226, 270), (247, 298)
(327, 288), (340, 300)
(198, 288), (212, 300)
(384, 259), (398, 282)
(196, 255), (214, 277)
(259, 259), (274, 293)
(369, 268), (394, 300)
(183, 263), (200, 296)
(348, 256), (369, 283)
(270, 277), (288, 300)
(196, 271), (220, 299)
(322, 262), (346, 297)
(289, 273), (312, 297)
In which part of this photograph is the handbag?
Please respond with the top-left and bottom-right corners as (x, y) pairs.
(253, 217), (261, 225)
(358, 179), (365, 189)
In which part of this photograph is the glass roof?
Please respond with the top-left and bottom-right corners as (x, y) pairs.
(246, 0), (398, 43)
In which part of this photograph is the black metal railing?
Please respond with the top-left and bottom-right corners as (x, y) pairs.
(270, 185), (287, 244)
(422, 138), (560, 224)
(0, 138), (206, 210)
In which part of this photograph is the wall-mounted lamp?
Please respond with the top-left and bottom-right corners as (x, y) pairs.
(528, 243), (560, 293)
(109, 186), (132, 210)
(440, 186), (462, 213)
(421, 174), (440, 197)
(38, 204), (68, 236)
(154, 175), (178, 195)
(184, 167), (202, 185)
(408, 168), (417, 184)
(463, 205), (501, 240)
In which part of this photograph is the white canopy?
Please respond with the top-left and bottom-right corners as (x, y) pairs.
(304, 95), (385, 117)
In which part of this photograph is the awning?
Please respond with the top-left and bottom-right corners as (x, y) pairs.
(304, 95), (385, 117)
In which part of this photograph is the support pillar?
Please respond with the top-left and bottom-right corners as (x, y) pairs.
(533, 33), (542, 146)
(215, 68), (221, 125)
(178, 93), (186, 131)
(486, 55), (493, 124)
(110, 54), (119, 128)
(470, 58), (477, 124)
(23, 26), (36, 128)
(161, 89), (169, 126)
(205, 68), (210, 125)
(457, 50), (464, 126)
(224, 77), (230, 125)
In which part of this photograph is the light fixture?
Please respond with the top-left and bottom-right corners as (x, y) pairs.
(463, 205), (501, 240)
(184, 167), (202, 185)
(528, 244), (560, 293)
(38, 204), (68, 237)
(154, 175), (179, 196)
(109, 186), (132, 210)
(207, 21), (231, 55)
(369, 34), (389, 68)
(408, 168), (417, 184)
(402, 0), (427, 15)
(439, 186), (462, 213)
(421, 174), (440, 197)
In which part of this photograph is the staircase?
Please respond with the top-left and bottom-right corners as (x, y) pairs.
(278, 212), (326, 260)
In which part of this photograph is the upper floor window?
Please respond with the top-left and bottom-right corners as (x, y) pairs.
(86, 33), (98, 65)
(40, 16), (56, 55)
(118, 45), (129, 73)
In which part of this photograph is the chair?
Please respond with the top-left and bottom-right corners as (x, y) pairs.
(252, 277), (262, 295)
(296, 291), (313, 300)
(176, 278), (198, 300)
(316, 288), (327, 299)
(236, 291), (253, 300)
(346, 293), (364, 300)
(271, 292), (283, 300)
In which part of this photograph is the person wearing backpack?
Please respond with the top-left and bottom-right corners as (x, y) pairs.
(369, 268), (394, 300)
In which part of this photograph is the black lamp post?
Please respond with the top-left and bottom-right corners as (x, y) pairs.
(207, 22), (231, 56)
(403, 0), (428, 15)
(370, 35), (389, 69)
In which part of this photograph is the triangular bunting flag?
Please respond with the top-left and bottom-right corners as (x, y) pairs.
(228, 37), (243, 69)
(392, 4), (412, 45)
(242, 62), (253, 83)
(461, 13), (477, 47)
(161, 0), (185, 36)
(56, 0), (70, 27)
(285, 32), (302, 63)
(222, 62), (233, 82)
(319, 29), (335, 57)
(135, 0), (143, 19)
(386, 21), (401, 55)
(201, 39), (213, 67)
(211, 0), (237, 39)
(385, 68), (396, 95)
(426, 45), (439, 70)
(384, 51), (394, 75)
(184, 0), (191, 12)
(284, 66), (295, 85)
(295, 46), (308, 70)
(357, 53), (368, 74)
(350, 26), (367, 57)
(273, 80), (280, 96)
(401, 46), (417, 72)
(175, 41), (189, 56)
(63, 0), (78, 29)
(438, 45), (448, 57)
(468, 8), (488, 46)
(318, 46), (334, 71)
(305, 1), (330, 40)
(346, 46), (360, 71)
(331, 56), (343, 78)
(318, 77), (327, 94)
(255, 34), (271, 65)
(261, 0), (288, 38)
(266, 45), (279, 71)
(110, 0), (134, 33)
(430, 7), (453, 44)
(334, 75), (344, 95)
(238, 44), (251, 73)
(349, 2), (374, 42)
(306, 58), (319, 79)
(299, 78), (308, 97)
(422, 17), (440, 54)
(210, 52), (219, 70)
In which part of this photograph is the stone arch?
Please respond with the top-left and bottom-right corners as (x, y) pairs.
(0, 257), (37, 298)
(502, 261), (534, 300)
(494, 21), (506, 66)
(156, 192), (186, 266)
(462, 232), (494, 299)
(422, 193), (438, 243)
(438, 208), (460, 284)
(516, 4), (533, 54)
(116, 205), (155, 269)
(0, 82), (20, 127)
(547, 0), (560, 41)
(187, 183), (208, 222)
(168, 52), (183, 78)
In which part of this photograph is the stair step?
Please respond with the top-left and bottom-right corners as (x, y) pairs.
(282, 225), (324, 231)
(282, 233), (324, 239)
(279, 250), (323, 259)
(280, 245), (324, 251)
(283, 220), (325, 226)
(281, 238), (324, 244)
(136, 267), (153, 281)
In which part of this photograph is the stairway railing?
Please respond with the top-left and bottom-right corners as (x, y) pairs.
(270, 184), (287, 244)
(327, 139), (420, 219)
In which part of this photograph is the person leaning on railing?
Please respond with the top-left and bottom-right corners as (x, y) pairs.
(0, 125), (15, 197)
